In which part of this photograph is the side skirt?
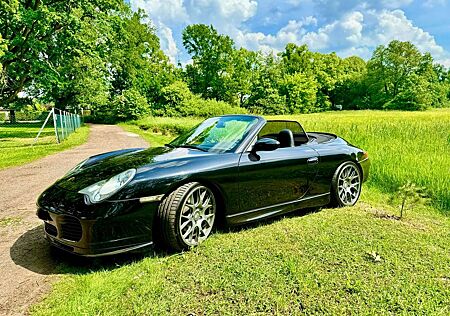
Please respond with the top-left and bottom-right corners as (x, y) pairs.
(226, 192), (330, 225)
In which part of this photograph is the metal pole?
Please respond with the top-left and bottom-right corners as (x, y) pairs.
(64, 111), (68, 135)
(32, 110), (53, 145)
(52, 108), (60, 143)
(59, 109), (65, 140)
(66, 111), (71, 133)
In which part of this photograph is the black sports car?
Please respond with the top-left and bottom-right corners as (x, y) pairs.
(37, 115), (370, 256)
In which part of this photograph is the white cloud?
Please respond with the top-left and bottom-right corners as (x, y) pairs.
(158, 23), (179, 63)
(131, 0), (258, 62)
(235, 16), (317, 53)
(302, 11), (364, 50)
(130, 0), (188, 22)
(130, 0), (450, 68)
(423, 0), (447, 8)
(380, 0), (413, 9)
(372, 10), (444, 57)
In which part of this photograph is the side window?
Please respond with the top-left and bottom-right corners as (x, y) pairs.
(258, 121), (309, 146)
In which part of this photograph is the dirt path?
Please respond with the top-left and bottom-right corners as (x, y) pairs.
(0, 124), (148, 315)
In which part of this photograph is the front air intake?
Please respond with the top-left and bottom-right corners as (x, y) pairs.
(60, 216), (82, 242)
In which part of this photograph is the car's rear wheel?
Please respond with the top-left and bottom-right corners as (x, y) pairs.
(330, 161), (362, 207)
(157, 182), (216, 251)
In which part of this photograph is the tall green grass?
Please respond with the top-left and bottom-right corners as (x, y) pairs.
(126, 110), (450, 211)
(274, 110), (450, 212)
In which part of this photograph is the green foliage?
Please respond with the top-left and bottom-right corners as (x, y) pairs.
(111, 88), (150, 121)
(182, 24), (235, 102)
(0, 0), (126, 107)
(363, 41), (440, 110)
(280, 73), (318, 113)
(155, 81), (247, 117)
(0, 34), (5, 86)
(127, 116), (202, 135)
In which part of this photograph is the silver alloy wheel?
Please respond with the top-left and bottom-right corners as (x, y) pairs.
(179, 185), (216, 246)
(337, 164), (361, 205)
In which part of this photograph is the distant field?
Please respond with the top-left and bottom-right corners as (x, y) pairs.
(0, 124), (90, 169)
(124, 109), (450, 211)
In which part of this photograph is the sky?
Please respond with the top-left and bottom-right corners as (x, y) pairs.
(129, 0), (450, 67)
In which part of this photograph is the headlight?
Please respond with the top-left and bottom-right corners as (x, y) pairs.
(78, 169), (136, 204)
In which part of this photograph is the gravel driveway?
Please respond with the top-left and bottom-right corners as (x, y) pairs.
(0, 124), (148, 315)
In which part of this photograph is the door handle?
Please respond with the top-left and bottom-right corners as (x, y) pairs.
(307, 157), (319, 164)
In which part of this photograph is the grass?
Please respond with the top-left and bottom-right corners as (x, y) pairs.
(0, 216), (23, 227)
(32, 110), (450, 315)
(32, 193), (450, 315)
(0, 125), (89, 169)
(119, 123), (174, 148)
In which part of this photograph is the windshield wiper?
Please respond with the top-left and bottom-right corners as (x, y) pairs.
(173, 144), (208, 152)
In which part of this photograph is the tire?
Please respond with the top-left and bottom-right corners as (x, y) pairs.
(330, 161), (362, 207)
(157, 182), (216, 251)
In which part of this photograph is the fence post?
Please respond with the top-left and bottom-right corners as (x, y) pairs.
(59, 109), (65, 140)
(63, 111), (67, 135)
(52, 108), (60, 143)
(32, 110), (53, 145)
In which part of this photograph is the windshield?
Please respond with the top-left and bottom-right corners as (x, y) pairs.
(169, 116), (259, 153)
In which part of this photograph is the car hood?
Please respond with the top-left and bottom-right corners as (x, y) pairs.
(55, 146), (212, 192)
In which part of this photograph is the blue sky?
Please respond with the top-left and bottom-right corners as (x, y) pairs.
(129, 0), (450, 67)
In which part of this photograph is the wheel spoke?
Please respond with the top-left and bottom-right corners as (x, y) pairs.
(180, 220), (191, 231)
(183, 225), (194, 239)
(202, 195), (211, 207)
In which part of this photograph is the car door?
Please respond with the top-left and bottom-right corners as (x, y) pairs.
(236, 144), (319, 216)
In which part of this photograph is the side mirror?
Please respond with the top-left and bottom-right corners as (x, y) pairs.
(253, 138), (280, 152)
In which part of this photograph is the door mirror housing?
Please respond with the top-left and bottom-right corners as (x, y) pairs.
(253, 138), (280, 152)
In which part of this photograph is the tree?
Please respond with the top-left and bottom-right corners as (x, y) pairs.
(280, 72), (318, 113)
(334, 56), (367, 109)
(0, 0), (124, 107)
(110, 88), (149, 121)
(182, 24), (235, 102)
(366, 40), (436, 110)
(280, 43), (345, 111)
(226, 48), (258, 106)
(0, 34), (5, 87)
(109, 10), (177, 104)
(247, 53), (286, 114)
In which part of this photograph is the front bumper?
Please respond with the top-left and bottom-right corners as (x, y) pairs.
(37, 186), (160, 257)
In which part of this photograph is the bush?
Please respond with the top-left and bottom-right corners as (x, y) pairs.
(92, 88), (150, 123)
(112, 89), (150, 121)
(155, 81), (246, 117)
(247, 89), (287, 115)
(131, 116), (202, 135)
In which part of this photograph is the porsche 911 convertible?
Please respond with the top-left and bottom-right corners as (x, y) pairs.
(37, 115), (370, 256)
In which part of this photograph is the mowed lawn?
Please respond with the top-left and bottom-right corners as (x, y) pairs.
(0, 125), (89, 169)
(33, 110), (450, 315)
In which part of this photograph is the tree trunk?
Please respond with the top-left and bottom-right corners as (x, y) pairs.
(9, 110), (16, 124)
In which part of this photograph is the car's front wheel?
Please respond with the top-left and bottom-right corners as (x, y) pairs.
(157, 182), (216, 251)
(330, 161), (362, 207)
